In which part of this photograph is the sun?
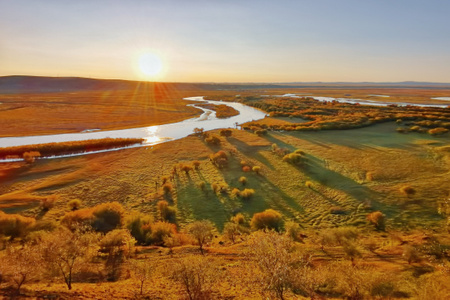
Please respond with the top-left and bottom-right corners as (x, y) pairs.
(138, 52), (163, 77)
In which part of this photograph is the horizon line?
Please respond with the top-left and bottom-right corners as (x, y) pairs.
(2, 74), (450, 86)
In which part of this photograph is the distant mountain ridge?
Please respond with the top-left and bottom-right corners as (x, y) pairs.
(1, 75), (450, 93)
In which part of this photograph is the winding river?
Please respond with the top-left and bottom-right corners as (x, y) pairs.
(0, 97), (267, 161)
(1, 94), (448, 162)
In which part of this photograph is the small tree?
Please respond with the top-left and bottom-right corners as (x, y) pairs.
(171, 255), (219, 300)
(223, 222), (248, 244)
(1, 243), (40, 294)
(129, 259), (153, 295)
(39, 228), (99, 290)
(100, 229), (136, 281)
(246, 231), (298, 299)
(187, 220), (215, 255)
(239, 176), (247, 186)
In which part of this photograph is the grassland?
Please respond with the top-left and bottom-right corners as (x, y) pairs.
(1, 83), (450, 299)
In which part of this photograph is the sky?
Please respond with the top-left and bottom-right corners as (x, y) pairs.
(1, 0), (450, 83)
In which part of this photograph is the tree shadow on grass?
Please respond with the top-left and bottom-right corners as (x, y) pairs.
(226, 137), (275, 170)
(301, 154), (404, 219)
(175, 181), (230, 231)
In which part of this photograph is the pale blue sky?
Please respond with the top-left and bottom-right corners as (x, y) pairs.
(1, 0), (450, 82)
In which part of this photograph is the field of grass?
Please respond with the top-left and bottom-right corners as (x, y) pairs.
(1, 84), (449, 299)
(1, 124), (448, 232)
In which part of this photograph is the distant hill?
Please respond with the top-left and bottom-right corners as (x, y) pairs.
(1, 75), (450, 93)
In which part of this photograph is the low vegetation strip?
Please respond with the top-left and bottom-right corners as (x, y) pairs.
(0, 138), (144, 159)
(195, 103), (239, 118)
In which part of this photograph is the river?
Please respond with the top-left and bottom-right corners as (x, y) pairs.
(0, 97), (267, 161)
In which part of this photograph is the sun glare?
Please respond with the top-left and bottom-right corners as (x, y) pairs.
(138, 53), (163, 78)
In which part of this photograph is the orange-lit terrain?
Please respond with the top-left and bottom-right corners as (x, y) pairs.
(0, 78), (449, 299)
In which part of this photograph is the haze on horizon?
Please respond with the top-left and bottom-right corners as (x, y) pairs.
(1, 0), (450, 83)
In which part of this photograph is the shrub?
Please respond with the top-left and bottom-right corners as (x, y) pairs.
(400, 185), (416, 197)
(255, 129), (267, 136)
(126, 212), (153, 245)
(284, 220), (302, 242)
(251, 209), (283, 231)
(219, 129), (232, 137)
(242, 165), (251, 172)
(232, 213), (246, 225)
(150, 221), (177, 245)
(193, 160), (201, 170)
(181, 165), (193, 174)
(205, 134), (221, 145)
(239, 176), (247, 185)
(0, 211), (35, 239)
(252, 166), (261, 174)
(40, 194), (59, 211)
(68, 199), (82, 211)
(23, 151), (40, 163)
(162, 183), (173, 194)
(61, 207), (94, 230)
(365, 172), (374, 181)
(367, 211), (386, 230)
(210, 151), (228, 168)
(193, 127), (204, 137)
(403, 245), (421, 264)
(342, 241), (362, 266)
(157, 200), (177, 222)
(240, 188), (255, 200)
(283, 153), (303, 164)
(100, 229), (136, 281)
(231, 188), (241, 198)
(305, 181), (313, 188)
(91, 202), (125, 233)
